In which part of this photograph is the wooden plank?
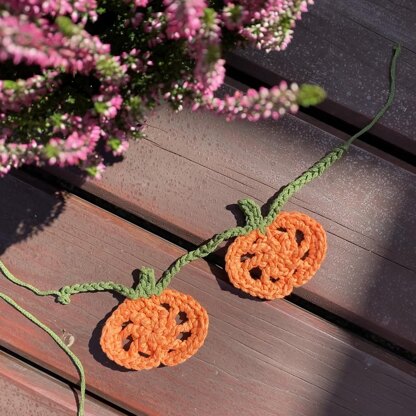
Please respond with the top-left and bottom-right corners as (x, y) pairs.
(50, 105), (416, 353)
(0, 350), (124, 416)
(228, 0), (416, 153)
(1, 173), (416, 416)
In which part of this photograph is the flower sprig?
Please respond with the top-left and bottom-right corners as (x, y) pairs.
(0, 0), (323, 177)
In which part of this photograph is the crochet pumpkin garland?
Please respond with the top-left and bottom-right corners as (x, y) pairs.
(101, 287), (209, 370)
(226, 211), (327, 300)
(0, 45), (400, 416)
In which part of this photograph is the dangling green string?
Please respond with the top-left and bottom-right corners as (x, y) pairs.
(263, 43), (401, 226)
(0, 289), (85, 416)
(0, 44), (401, 416)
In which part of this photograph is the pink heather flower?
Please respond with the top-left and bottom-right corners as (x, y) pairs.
(200, 82), (300, 121)
(130, 12), (144, 28)
(221, 4), (249, 29)
(142, 12), (167, 46)
(238, 0), (314, 52)
(164, 0), (207, 40)
(107, 95), (124, 118)
(191, 9), (225, 97)
(133, 0), (150, 6)
(0, 14), (110, 73)
(48, 123), (102, 166)
(0, 71), (59, 112)
(0, 15), (68, 67)
(0, 0), (318, 177)
(94, 94), (124, 119)
(104, 129), (130, 156)
(91, 162), (106, 179)
(3, 0), (98, 22)
(193, 58), (225, 97)
(0, 138), (40, 173)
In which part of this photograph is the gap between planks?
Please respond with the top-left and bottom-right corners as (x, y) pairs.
(225, 75), (416, 173)
(227, 0), (416, 156)
(44, 104), (416, 355)
(27, 165), (416, 365)
(0, 171), (416, 415)
(0, 347), (129, 416)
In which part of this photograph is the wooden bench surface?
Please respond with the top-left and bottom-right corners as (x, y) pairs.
(1, 173), (416, 415)
(51, 105), (416, 353)
(228, 0), (416, 154)
(0, 350), (122, 416)
(1, 2), (416, 414)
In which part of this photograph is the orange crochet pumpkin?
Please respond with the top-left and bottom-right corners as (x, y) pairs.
(100, 289), (209, 370)
(225, 211), (327, 300)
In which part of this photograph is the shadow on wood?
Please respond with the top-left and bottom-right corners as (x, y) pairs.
(0, 173), (65, 256)
(88, 303), (132, 373)
(88, 268), (143, 373)
(321, 181), (416, 416)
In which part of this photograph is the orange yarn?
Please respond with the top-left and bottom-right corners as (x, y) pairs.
(100, 289), (209, 370)
(225, 212), (327, 300)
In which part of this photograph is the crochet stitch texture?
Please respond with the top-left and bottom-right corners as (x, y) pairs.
(0, 44), (401, 416)
(101, 289), (209, 370)
(226, 212), (327, 299)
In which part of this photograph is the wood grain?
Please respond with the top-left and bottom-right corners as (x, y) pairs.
(0, 350), (124, 416)
(50, 105), (416, 353)
(228, 0), (416, 153)
(1, 173), (416, 416)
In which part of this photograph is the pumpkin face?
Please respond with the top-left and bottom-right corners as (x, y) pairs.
(100, 289), (209, 370)
(225, 212), (327, 300)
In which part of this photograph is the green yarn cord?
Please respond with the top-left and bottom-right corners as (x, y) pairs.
(0, 44), (400, 416)
(0, 289), (85, 416)
(264, 44), (401, 226)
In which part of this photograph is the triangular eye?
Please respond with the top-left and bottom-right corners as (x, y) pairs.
(249, 267), (262, 280)
(122, 336), (134, 351)
(177, 332), (191, 341)
(175, 311), (188, 324)
(301, 250), (309, 260)
(295, 230), (304, 245)
(226, 211), (327, 300)
(240, 253), (255, 262)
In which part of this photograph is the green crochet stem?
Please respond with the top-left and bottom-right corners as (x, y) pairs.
(0, 44), (401, 416)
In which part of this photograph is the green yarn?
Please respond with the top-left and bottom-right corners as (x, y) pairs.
(344, 44), (400, 149)
(0, 260), (62, 298)
(263, 145), (347, 226)
(0, 44), (401, 416)
(0, 290), (85, 416)
(157, 226), (248, 291)
(0, 44), (401, 305)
